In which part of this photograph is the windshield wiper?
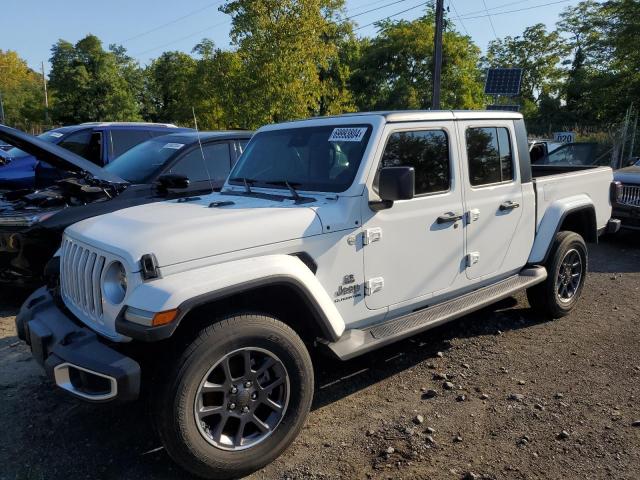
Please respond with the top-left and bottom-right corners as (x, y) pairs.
(229, 177), (257, 193)
(264, 180), (302, 201)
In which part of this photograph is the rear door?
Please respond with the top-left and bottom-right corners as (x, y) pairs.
(458, 121), (524, 280)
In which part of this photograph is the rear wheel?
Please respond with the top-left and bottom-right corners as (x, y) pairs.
(155, 314), (314, 479)
(527, 231), (587, 318)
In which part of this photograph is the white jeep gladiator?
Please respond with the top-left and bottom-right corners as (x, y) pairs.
(16, 111), (619, 479)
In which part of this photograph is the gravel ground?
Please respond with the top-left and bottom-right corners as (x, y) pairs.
(1, 232), (639, 480)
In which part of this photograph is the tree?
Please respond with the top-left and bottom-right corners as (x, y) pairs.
(48, 35), (142, 123)
(485, 23), (570, 105)
(220, 0), (353, 128)
(144, 51), (197, 125)
(0, 50), (47, 129)
(349, 13), (485, 111)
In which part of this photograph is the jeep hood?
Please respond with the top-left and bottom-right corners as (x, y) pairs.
(66, 193), (323, 268)
(615, 164), (640, 183)
(0, 125), (126, 184)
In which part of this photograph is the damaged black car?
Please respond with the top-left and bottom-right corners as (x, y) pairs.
(0, 125), (252, 288)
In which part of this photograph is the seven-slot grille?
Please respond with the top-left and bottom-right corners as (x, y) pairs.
(60, 237), (106, 321)
(619, 184), (640, 207)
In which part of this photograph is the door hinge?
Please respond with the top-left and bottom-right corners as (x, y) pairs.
(466, 252), (480, 267)
(363, 227), (382, 245)
(365, 277), (384, 296)
(467, 208), (480, 223)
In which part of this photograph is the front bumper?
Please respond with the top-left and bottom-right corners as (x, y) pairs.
(612, 205), (640, 231)
(16, 288), (141, 403)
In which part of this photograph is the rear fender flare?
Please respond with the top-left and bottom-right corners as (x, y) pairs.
(528, 194), (596, 264)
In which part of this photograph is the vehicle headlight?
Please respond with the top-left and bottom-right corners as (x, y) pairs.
(102, 261), (128, 304)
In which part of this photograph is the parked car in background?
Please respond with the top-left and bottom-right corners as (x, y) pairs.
(0, 122), (193, 190)
(528, 138), (562, 163)
(531, 141), (611, 167)
(0, 125), (251, 287)
(612, 158), (640, 230)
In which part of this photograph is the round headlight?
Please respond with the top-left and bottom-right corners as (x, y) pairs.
(103, 261), (127, 304)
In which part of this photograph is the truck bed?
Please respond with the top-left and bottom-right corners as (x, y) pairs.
(532, 165), (613, 233)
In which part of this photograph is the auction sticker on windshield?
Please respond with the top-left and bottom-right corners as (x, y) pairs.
(48, 132), (64, 138)
(329, 127), (367, 142)
(162, 143), (185, 150)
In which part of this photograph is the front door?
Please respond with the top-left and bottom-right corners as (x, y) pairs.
(362, 122), (465, 311)
(458, 121), (524, 280)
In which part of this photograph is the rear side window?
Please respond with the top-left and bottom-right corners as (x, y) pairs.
(110, 130), (152, 158)
(58, 129), (93, 157)
(169, 142), (231, 182)
(466, 127), (513, 186)
(380, 130), (450, 195)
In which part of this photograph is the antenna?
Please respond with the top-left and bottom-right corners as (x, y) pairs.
(192, 107), (214, 193)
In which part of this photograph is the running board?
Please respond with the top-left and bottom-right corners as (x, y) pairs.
(327, 267), (547, 361)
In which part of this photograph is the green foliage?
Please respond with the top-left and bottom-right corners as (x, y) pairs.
(350, 14), (484, 111)
(48, 35), (142, 123)
(144, 51), (197, 124)
(485, 23), (570, 104)
(220, 0), (354, 128)
(0, 50), (46, 130)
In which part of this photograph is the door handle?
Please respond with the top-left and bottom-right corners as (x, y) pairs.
(499, 201), (520, 211)
(437, 212), (463, 224)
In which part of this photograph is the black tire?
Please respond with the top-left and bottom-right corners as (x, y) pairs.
(527, 231), (587, 318)
(155, 314), (314, 479)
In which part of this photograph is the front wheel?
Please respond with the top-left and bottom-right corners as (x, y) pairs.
(155, 314), (314, 479)
(527, 231), (587, 318)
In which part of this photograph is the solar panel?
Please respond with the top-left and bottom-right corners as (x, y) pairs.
(487, 104), (521, 112)
(484, 68), (523, 95)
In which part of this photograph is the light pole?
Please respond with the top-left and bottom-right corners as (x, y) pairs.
(432, 0), (445, 110)
(0, 65), (7, 124)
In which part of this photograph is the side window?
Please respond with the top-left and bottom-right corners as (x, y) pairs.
(466, 127), (513, 186)
(380, 130), (450, 195)
(110, 130), (152, 158)
(58, 129), (93, 157)
(170, 143), (231, 182)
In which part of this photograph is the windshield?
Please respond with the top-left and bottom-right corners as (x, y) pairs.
(6, 129), (65, 158)
(105, 137), (185, 183)
(229, 125), (372, 193)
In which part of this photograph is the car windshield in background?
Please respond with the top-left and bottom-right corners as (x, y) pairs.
(229, 125), (372, 193)
(6, 130), (65, 158)
(105, 138), (185, 183)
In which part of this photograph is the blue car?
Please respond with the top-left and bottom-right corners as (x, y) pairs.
(0, 122), (193, 190)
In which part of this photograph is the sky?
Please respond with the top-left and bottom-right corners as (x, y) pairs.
(1, 0), (583, 73)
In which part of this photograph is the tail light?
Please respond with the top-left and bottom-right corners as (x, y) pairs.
(610, 181), (623, 204)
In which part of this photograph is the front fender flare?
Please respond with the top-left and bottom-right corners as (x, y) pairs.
(117, 255), (345, 342)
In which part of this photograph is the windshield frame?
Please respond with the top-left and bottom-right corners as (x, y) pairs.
(227, 123), (374, 194)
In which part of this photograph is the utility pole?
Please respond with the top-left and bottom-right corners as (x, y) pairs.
(432, 0), (445, 110)
(41, 61), (49, 124)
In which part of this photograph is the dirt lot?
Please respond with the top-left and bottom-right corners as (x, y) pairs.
(1, 232), (639, 480)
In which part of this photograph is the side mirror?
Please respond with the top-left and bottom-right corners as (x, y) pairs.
(378, 166), (415, 201)
(157, 174), (190, 192)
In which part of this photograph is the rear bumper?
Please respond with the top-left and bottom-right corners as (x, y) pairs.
(16, 288), (141, 403)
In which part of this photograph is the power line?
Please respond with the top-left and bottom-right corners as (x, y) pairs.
(347, 0), (405, 14)
(447, 0), (469, 36)
(133, 20), (229, 56)
(458, 0), (531, 18)
(454, 0), (572, 21)
(346, 0), (412, 20)
(355, 1), (431, 31)
(481, 0), (499, 39)
(121, 2), (224, 44)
